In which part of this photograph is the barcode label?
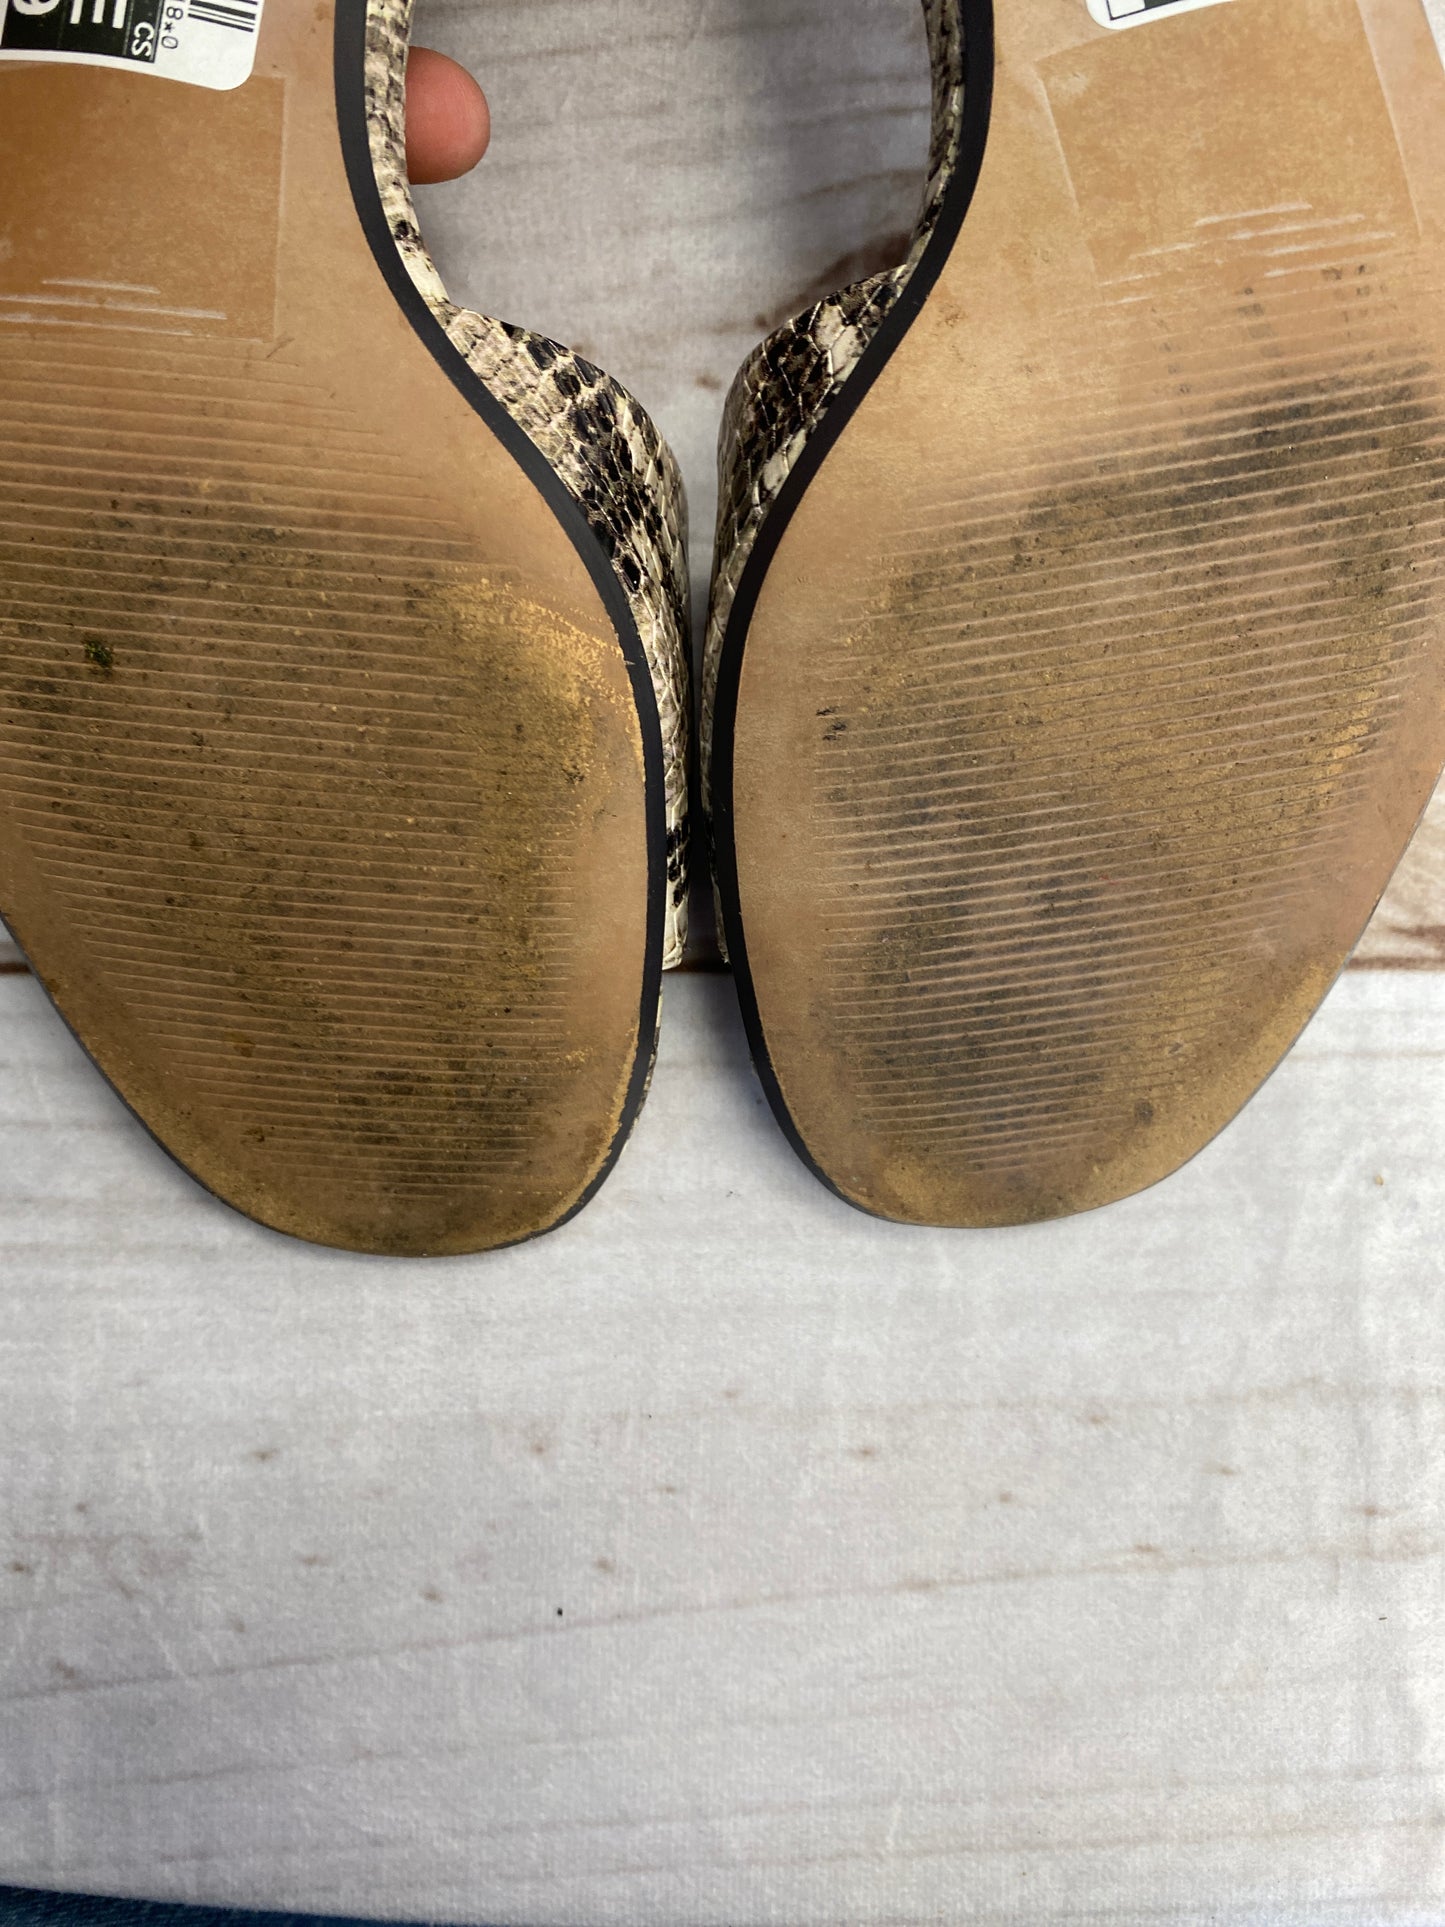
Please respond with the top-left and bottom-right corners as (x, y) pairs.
(0, 0), (265, 87)
(187, 0), (259, 31)
(1087, 0), (1232, 28)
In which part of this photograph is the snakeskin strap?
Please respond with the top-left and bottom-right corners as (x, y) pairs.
(365, 0), (692, 966)
(702, 0), (968, 814)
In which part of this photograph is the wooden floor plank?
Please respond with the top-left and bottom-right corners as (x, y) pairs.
(1, 963), (1444, 1922)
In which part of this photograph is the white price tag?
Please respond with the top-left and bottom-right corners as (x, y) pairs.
(1087, 0), (1232, 29)
(0, 0), (264, 91)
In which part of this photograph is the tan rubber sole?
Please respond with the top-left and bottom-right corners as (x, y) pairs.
(0, 5), (665, 1255)
(716, 0), (1445, 1226)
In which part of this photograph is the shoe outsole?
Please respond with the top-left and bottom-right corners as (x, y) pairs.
(0, 0), (668, 1256)
(712, 0), (1445, 1227)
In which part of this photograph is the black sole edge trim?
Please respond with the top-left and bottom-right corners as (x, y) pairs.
(708, 0), (997, 1225)
(333, 0), (668, 1252)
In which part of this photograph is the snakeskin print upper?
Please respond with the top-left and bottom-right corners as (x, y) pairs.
(703, 0), (968, 806)
(365, 0), (692, 966)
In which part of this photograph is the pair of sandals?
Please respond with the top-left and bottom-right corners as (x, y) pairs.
(0, 0), (1442, 1255)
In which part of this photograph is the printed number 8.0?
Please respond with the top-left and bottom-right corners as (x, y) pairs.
(160, 1), (182, 49)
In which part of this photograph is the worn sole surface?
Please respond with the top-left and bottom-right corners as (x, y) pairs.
(0, 2), (665, 1255)
(713, 0), (1445, 1227)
